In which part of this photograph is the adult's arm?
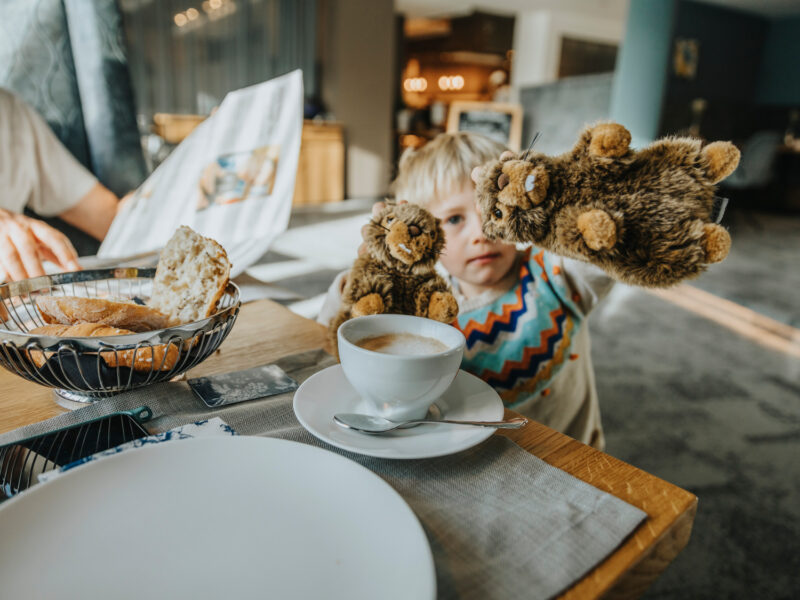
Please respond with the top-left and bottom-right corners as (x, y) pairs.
(58, 182), (120, 241)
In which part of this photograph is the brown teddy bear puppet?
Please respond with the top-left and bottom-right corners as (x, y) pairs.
(472, 122), (740, 287)
(328, 203), (459, 353)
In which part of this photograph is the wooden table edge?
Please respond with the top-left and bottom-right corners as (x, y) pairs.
(497, 409), (698, 599)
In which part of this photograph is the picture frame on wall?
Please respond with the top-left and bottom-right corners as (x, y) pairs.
(673, 38), (699, 80)
(446, 101), (523, 151)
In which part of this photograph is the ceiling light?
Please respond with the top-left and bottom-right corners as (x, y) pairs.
(438, 75), (464, 91)
(403, 77), (427, 92)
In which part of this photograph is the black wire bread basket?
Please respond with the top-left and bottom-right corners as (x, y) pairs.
(0, 406), (153, 500)
(0, 268), (240, 405)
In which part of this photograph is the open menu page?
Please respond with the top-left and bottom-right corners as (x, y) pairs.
(98, 70), (303, 277)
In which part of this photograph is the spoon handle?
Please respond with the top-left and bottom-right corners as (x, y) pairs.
(421, 417), (528, 429)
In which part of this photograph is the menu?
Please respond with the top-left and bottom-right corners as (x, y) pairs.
(98, 70), (303, 277)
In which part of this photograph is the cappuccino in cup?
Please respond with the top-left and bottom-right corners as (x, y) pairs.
(337, 314), (466, 421)
(355, 333), (448, 355)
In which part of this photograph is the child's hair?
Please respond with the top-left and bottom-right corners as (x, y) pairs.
(391, 132), (507, 208)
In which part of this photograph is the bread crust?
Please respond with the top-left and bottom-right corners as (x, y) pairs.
(36, 296), (171, 332)
(28, 323), (180, 372)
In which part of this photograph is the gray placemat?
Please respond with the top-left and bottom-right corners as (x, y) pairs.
(1, 350), (646, 600)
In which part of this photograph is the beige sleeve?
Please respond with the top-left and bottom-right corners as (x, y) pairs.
(558, 256), (616, 315)
(16, 96), (98, 217)
(316, 270), (348, 327)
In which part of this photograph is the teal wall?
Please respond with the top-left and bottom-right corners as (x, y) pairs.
(757, 16), (800, 106)
(609, 0), (677, 146)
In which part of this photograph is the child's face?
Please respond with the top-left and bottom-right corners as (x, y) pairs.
(429, 184), (518, 295)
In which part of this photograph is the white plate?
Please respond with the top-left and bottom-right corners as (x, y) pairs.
(0, 437), (435, 600)
(294, 366), (504, 459)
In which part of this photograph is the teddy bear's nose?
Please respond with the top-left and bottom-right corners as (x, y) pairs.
(408, 224), (421, 237)
(498, 173), (509, 190)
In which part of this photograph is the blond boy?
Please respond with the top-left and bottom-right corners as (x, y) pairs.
(318, 132), (614, 449)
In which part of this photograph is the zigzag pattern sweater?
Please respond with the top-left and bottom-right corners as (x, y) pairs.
(450, 249), (614, 449)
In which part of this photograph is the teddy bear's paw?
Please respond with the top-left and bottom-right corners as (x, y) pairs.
(352, 293), (385, 317)
(497, 162), (549, 209)
(427, 291), (459, 323)
(701, 223), (731, 263)
(588, 123), (631, 158)
(702, 142), (741, 184)
(577, 209), (617, 251)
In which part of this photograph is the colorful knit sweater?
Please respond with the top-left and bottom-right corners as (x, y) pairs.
(449, 249), (614, 447)
(452, 248), (584, 407)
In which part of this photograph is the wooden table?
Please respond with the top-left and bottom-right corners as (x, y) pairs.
(0, 299), (696, 599)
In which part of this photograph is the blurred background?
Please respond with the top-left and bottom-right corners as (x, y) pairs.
(1, 0), (799, 597)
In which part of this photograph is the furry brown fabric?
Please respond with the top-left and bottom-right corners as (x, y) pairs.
(328, 203), (459, 354)
(474, 122), (740, 287)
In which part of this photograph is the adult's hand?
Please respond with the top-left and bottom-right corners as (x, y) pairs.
(0, 209), (81, 282)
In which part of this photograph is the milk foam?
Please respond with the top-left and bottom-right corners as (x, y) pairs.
(355, 333), (448, 355)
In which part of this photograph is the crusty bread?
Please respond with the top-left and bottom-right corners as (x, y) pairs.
(148, 226), (231, 324)
(35, 296), (171, 332)
(28, 323), (180, 372)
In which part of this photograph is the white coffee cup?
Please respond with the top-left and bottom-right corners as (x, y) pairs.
(337, 314), (465, 421)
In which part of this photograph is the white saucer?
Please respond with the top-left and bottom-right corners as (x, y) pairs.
(293, 365), (504, 459)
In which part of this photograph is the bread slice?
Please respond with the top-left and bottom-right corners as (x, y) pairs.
(36, 296), (171, 332)
(148, 226), (231, 325)
(28, 323), (180, 371)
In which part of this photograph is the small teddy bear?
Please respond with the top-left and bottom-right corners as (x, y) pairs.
(329, 203), (459, 351)
(472, 122), (740, 287)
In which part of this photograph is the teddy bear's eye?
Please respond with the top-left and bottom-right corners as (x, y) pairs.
(493, 208), (503, 219)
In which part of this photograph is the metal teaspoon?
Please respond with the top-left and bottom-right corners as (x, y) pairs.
(333, 413), (528, 434)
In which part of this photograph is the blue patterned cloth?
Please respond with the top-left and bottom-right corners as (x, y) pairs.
(37, 418), (237, 484)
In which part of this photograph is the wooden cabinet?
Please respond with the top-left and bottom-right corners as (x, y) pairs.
(292, 120), (345, 205)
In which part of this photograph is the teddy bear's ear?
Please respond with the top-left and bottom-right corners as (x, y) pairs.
(470, 165), (484, 184)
